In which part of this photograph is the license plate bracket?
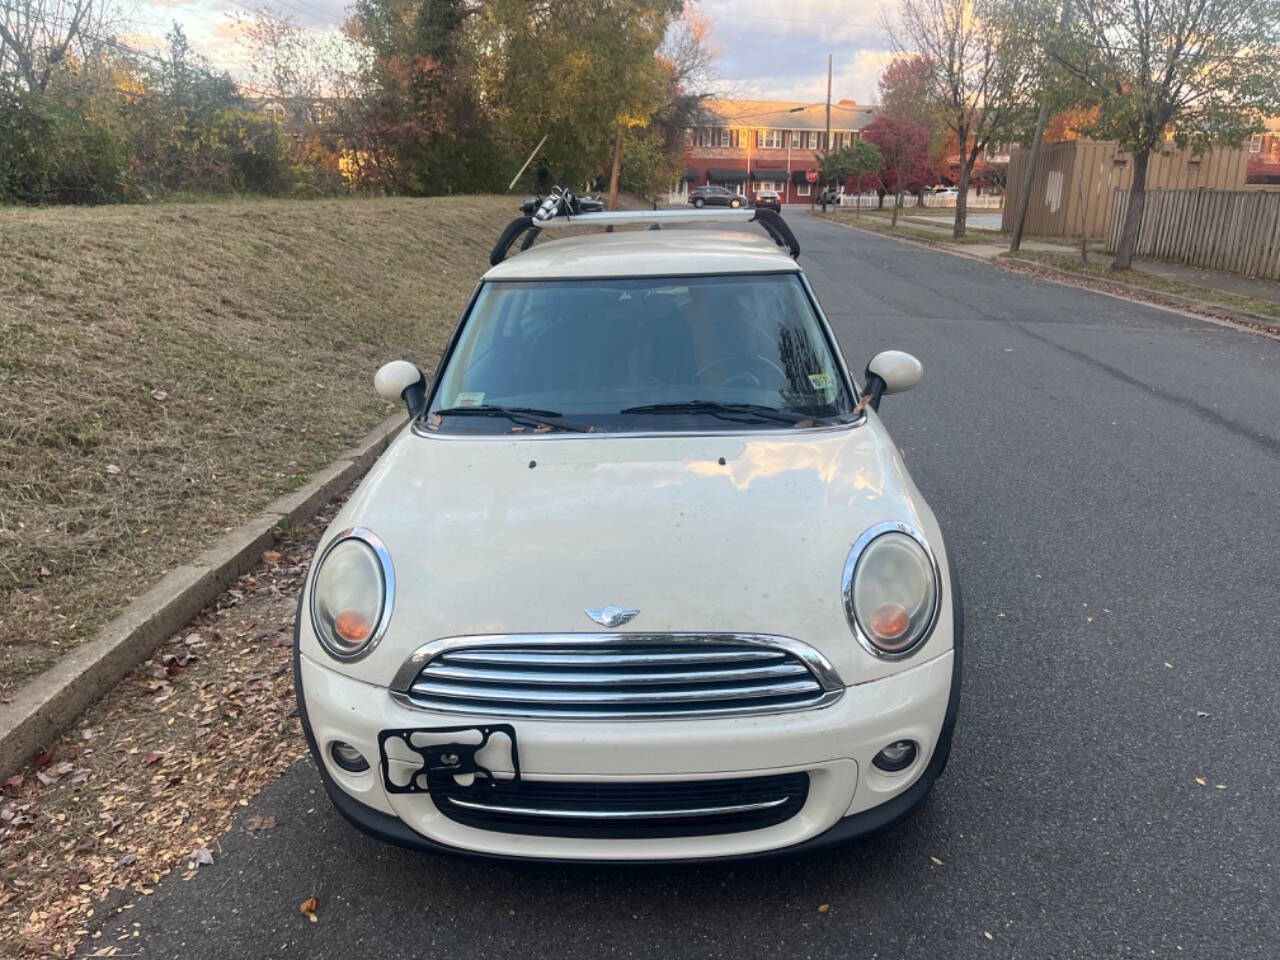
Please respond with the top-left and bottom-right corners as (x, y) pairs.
(377, 724), (521, 795)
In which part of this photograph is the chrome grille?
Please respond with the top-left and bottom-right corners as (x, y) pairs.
(393, 634), (843, 718)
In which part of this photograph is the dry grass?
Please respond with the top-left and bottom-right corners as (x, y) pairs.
(0, 195), (518, 692)
(0, 494), (341, 958)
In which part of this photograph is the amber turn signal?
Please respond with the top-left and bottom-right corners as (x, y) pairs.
(334, 609), (372, 644)
(869, 603), (910, 641)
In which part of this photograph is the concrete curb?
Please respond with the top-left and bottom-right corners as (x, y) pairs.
(814, 213), (1280, 337)
(0, 413), (407, 778)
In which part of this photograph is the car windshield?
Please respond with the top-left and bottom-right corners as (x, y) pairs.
(426, 274), (856, 434)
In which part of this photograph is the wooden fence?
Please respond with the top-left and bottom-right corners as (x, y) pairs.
(1106, 187), (1280, 280)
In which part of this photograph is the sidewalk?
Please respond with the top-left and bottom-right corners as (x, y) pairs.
(891, 215), (1280, 306)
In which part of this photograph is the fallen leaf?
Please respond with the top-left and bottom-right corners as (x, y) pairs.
(115, 853), (137, 869)
(1215, 784), (1227, 790)
(1163, 662), (1173, 669)
(39, 565), (52, 577)
(2, 774), (23, 795)
(1194, 777), (1206, 786)
(150, 389), (168, 401)
(244, 814), (278, 832)
(262, 550), (282, 565)
(930, 856), (944, 866)
(190, 847), (214, 866)
(817, 903), (830, 913)
(144, 753), (164, 766)
(1196, 711), (1210, 719)
(105, 464), (121, 475)
(33, 748), (55, 769)
(299, 895), (318, 920)
(984, 931), (994, 941)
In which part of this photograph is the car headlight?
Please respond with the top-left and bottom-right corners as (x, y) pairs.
(310, 528), (393, 661)
(842, 522), (940, 659)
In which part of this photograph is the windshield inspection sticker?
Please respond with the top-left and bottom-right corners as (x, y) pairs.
(454, 392), (485, 408)
(807, 372), (833, 391)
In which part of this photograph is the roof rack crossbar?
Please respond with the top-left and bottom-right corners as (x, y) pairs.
(489, 198), (802, 265)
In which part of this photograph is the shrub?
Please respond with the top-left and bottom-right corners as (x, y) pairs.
(0, 90), (131, 204)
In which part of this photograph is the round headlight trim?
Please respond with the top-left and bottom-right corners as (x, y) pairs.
(309, 527), (394, 662)
(842, 521), (942, 661)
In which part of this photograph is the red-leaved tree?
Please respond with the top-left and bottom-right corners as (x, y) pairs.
(862, 115), (931, 226)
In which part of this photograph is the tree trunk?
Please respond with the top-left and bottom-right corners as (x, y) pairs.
(877, 188), (886, 210)
(954, 162), (972, 238)
(1010, 97), (1048, 253)
(1111, 149), (1148, 270)
(1078, 170), (1089, 264)
(607, 125), (624, 211)
(892, 189), (902, 227)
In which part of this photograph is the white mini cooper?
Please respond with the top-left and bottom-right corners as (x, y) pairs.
(294, 199), (962, 861)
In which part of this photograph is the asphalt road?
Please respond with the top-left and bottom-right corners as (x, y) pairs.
(82, 213), (1280, 958)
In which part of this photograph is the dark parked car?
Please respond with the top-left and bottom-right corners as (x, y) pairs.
(753, 189), (782, 212)
(688, 185), (747, 209)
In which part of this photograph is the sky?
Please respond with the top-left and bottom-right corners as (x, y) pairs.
(122, 0), (901, 106)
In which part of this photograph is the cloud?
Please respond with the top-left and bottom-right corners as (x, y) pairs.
(696, 0), (903, 104)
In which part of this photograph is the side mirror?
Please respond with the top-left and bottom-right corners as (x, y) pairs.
(374, 360), (427, 418)
(861, 350), (923, 412)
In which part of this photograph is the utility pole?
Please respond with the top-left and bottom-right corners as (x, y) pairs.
(607, 125), (624, 211)
(1010, 0), (1072, 252)
(822, 53), (832, 211)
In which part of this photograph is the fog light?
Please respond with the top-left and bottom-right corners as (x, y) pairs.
(329, 740), (370, 773)
(872, 739), (917, 772)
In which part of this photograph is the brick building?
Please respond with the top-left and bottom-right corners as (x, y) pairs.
(1246, 117), (1280, 186)
(677, 98), (879, 204)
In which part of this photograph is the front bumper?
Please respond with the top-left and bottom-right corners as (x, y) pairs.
(295, 628), (961, 861)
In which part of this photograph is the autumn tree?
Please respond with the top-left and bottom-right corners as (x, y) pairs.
(863, 115), (931, 225)
(877, 53), (949, 180)
(892, 0), (1046, 237)
(345, 0), (507, 193)
(1051, 0), (1280, 269)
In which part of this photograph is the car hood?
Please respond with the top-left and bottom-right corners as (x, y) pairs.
(309, 423), (953, 687)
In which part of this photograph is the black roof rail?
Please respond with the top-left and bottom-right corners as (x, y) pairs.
(490, 206), (801, 265)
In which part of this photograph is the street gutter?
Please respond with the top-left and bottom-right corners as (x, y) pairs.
(0, 414), (407, 778)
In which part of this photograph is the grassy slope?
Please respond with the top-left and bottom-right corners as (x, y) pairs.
(0, 195), (516, 692)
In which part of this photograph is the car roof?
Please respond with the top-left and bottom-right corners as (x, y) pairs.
(483, 229), (801, 280)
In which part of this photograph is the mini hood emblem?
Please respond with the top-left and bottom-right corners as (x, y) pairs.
(586, 604), (639, 628)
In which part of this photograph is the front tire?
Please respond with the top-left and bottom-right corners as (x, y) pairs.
(730, 198), (741, 208)
(693, 198), (705, 208)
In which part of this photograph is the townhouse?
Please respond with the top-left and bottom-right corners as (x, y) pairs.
(678, 98), (879, 203)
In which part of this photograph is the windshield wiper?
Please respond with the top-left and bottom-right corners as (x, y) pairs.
(432, 404), (592, 433)
(618, 401), (817, 425)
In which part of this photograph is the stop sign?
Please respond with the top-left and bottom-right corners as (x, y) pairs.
(806, 168), (818, 183)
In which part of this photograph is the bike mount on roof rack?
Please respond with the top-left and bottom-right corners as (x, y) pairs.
(488, 190), (801, 265)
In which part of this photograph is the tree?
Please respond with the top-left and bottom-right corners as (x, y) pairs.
(863, 115), (931, 226)
(1051, 0), (1280, 269)
(821, 140), (883, 216)
(1, 0), (120, 92)
(344, 0), (508, 194)
(892, 0), (1046, 237)
(482, 0), (682, 195)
